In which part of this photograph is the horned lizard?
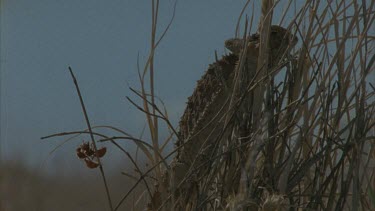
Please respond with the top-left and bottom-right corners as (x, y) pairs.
(150, 25), (297, 210)
(176, 25), (297, 163)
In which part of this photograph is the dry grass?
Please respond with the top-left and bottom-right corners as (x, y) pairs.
(42, 0), (374, 210)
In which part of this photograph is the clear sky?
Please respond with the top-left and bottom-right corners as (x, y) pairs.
(0, 0), (291, 173)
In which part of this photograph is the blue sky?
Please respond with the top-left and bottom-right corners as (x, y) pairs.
(0, 0), (292, 173)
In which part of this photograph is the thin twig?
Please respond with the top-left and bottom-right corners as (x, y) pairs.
(68, 66), (114, 211)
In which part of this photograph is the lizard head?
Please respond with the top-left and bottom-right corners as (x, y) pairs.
(225, 25), (298, 64)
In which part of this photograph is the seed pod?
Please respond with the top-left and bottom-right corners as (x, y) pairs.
(96, 147), (107, 158)
(84, 158), (99, 169)
(76, 148), (86, 159)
